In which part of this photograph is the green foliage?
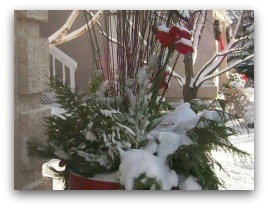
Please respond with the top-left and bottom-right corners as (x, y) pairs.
(168, 145), (223, 189)
(28, 75), (172, 178)
(88, 67), (103, 94)
(27, 140), (55, 159)
(215, 99), (227, 112)
(133, 173), (161, 190)
(28, 74), (251, 190)
(222, 73), (244, 89)
(190, 99), (208, 114)
(28, 78), (137, 177)
(167, 112), (251, 190)
(190, 98), (228, 114)
(116, 67), (173, 148)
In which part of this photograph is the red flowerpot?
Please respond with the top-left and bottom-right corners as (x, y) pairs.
(68, 171), (123, 190)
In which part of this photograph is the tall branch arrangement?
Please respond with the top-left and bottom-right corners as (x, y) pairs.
(48, 10), (253, 103)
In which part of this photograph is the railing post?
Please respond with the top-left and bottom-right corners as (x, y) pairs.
(49, 47), (77, 89)
(62, 63), (66, 84)
(52, 54), (56, 77)
(70, 67), (75, 90)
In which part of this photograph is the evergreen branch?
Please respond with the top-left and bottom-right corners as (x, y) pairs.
(27, 140), (55, 159)
(168, 144), (224, 189)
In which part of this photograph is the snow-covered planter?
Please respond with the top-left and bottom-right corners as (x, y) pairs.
(27, 10), (251, 189)
(28, 75), (250, 190)
(28, 66), (176, 190)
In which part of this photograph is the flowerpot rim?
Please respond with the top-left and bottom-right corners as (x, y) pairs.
(69, 169), (120, 183)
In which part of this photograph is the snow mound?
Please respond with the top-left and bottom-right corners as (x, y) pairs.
(118, 149), (178, 190)
(178, 175), (202, 190)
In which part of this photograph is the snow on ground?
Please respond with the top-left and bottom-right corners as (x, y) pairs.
(212, 88), (254, 190)
(212, 127), (254, 190)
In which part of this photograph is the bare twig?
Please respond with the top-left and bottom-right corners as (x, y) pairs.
(49, 10), (103, 47)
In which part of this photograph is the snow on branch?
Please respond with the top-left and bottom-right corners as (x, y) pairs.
(87, 10), (104, 33)
(231, 11), (243, 39)
(230, 10), (239, 21)
(194, 50), (229, 85)
(192, 10), (207, 66)
(196, 54), (254, 86)
(48, 10), (79, 47)
(193, 49), (240, 87)
(174, 77), (184, 87)
(171, 71), (185, 87)
(191, 11), (199, 33)
(196, 48), (243, 76)
(177, 10), (190, 19)
(49, 10), (103, 48)
(193, 11), (248, 87)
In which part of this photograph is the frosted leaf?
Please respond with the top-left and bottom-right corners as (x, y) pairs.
(86, 121), (94, 129)
(125, 87), (136, 109)
(180, 133), (194, 146)
(137, 66), (150, 86)
(85, 131), (96, 141)
(77, 143), (86, 149)
(100, 109), (121, 117)
(102, 133), (108, 143)
(96, 154), (111, 167)
(116, 122), (136, 136)
(122, 141), (131, 148)
(95, 80), (109, 98)
(156, 96), (165, 103)
(148, 53), (159, 72)
(73, 150), (98, 162)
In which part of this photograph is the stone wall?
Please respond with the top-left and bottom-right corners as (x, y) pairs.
(14, 10), (52, 190)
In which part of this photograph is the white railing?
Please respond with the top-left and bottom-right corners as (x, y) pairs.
(49, 47), (77, 90)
